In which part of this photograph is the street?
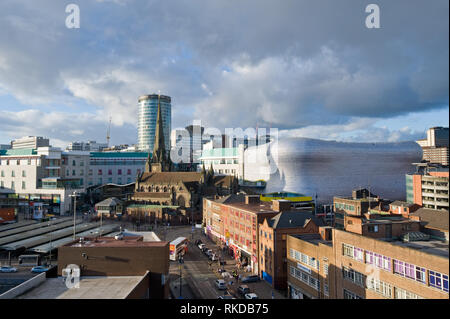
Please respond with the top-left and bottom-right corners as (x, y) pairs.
(154, 225), (287, 299)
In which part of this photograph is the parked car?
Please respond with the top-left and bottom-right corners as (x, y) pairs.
(221, 272), (232, 279)
(198, 243), (205, 250)
(219, 260), (227, 266)
(244, 293), (259, 299)
(209, 253), (218, 261)
(31, 265), (50, 273)
(241, 275), (260, 283)
(0, 266), (18, 273)
(218, 295), (236, 299)
(195, 239), (202, 246)
(205, 249), (213, 257)
(215, 279), (227, 290)
(238, 285), (250, 295)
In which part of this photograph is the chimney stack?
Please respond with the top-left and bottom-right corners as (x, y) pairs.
(245, 195), (260, 205)
(272, 200), (291, 212)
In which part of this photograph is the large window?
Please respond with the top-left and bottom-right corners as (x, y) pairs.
(343, 244), (364, 262)
(343, 267), (365, 287)
(393, 260), (426, 284)
(367, 278), (392, 298)
(366, 251), (390, 271)
(343, 289), (363, 299)
(394, 287), (423, 299)
(429, 271), (449, 293)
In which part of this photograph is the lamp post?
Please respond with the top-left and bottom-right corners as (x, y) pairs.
(178, 254), (184, 298)
(48, 222), (52, 266)
(69, 191), (78, 240)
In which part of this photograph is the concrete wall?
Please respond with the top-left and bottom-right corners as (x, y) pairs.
(0, 273), (46, 299)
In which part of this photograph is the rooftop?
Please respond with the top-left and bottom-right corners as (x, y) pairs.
(390, 239), (449, 258)
(64, 236), (168, 248)
(291, 233), (332, 247)
(268, 211), (325, 229)
(410, 208), (449, 231)
(0, 148), (37, 156)
(16, 276), (145, 299)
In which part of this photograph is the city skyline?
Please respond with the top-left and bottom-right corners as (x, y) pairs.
(0, 0), (448, 148)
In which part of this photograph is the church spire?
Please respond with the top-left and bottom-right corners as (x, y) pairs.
(152, 94), (166, 164)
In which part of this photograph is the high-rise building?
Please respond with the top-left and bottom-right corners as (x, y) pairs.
(406, 164), (449, 211)
(416, 127), (449, 166)
(137, 94), (171, 153)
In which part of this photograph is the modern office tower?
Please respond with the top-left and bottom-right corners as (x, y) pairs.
(137, 94), (171, 153)
(416, 127), (449, 166)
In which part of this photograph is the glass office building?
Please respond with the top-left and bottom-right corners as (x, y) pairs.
(137, 94), (171, 152)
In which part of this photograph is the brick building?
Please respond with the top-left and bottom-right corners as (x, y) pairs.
(259, 210), (325, 290)
(287, 228), (449, 299)
(57, 236), (170, 298)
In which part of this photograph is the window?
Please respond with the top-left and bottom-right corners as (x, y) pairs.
(98, 169), (102, 175)
(343, 243), (354, 258)
(72, 160), (76, 166)
(366, 251), (390, 271)
(22, 181), (26, 189)
(118, 169), (122, 175)
(0, 181), (3, 189)
(11, 181), (15, 189)
(27, 159), (31, 165)
(11, 170), (15, 177)
(127, 169), (132, 175)
(367, 278), (392, 298)
(108, 169), (112, 175)
(368, 225), (379, 233)
(343, 289), (363, 299)
(0, 170), (4, 177)
(394, 287), (423, 299)
(429, 271), (449, 293)
(343, 267), (365, 287)
(72, 170), (76, 176)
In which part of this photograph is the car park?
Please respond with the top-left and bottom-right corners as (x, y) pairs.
(237, 285), (250, 295)
(0, 266), (18, 273)
(215, 279), (227, 290)
(244, 293), (259, 299)
(241, 275), (260, 283)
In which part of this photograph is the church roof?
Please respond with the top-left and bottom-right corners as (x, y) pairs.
(139, 172), (203, 184)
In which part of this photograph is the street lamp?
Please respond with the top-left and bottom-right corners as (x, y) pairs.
(69, 191), (79, 240)
(178, 254), (184, 299)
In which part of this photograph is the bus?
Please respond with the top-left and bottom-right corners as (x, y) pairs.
(18, 254), (41, 267)
(169, 237), (188, 261)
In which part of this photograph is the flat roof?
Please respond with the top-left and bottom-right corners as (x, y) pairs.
(390, 239), (449, 258)
(64, 236), (167, 248)
(16, 276), (145, 299)
(291, 233), (333, 247)
(226, 201), (276, 214)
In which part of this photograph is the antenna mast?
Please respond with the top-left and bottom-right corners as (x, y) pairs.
(107, 116), (112, 147)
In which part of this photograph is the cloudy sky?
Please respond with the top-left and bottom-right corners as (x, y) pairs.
(0, 0), (448, 148)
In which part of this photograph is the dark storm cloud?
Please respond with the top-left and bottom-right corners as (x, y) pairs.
(0, 0), (448, 143)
